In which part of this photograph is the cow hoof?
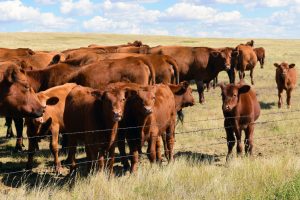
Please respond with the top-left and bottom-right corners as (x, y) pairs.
(14, 144), (23, 152)
(26, 164), (33, 170)
(6, 128), (14, 138)
(287, 105), (291, 109)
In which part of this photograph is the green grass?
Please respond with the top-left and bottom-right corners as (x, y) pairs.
(0, 33), (300, 199)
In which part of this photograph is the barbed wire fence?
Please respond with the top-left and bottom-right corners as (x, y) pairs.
(1, 108), (300, 176)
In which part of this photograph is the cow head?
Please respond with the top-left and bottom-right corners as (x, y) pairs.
(274, 62), (295, 80)
(92, 89), (128, 122)
(246, 40), (254, 47)
(0, 66), (45, 118)
(128, 85), (157, 115)
(219, 82), (251, 112)
(210, 50), (231, 72)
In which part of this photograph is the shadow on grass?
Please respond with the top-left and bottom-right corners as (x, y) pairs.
(174, 151), (221, 164)
(259, 101), (276, 110)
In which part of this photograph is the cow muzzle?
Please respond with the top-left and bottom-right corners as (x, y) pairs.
(144, 106), (153, 114)
(225, 65), (231, 71)
(222, 104), (232, 112)
(113, 111), (122, 122)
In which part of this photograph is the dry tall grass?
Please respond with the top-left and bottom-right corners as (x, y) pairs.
(0, 33), (300, 199)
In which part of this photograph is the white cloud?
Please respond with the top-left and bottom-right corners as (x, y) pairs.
(60, 0), (97, 16)
(0, 0), (75, 30)
(163, 2), (240, 22)
(35, 0), (57, 4)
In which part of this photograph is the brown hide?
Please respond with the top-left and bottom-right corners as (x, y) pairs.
(219, 82), (260, 160)
(274, 62), (297, 108)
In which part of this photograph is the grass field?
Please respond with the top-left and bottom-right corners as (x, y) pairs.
(1, 33), (300, 199)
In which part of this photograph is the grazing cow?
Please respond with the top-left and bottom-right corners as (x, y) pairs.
(65, 57), (156, 87)
(63, 85), (131, 174)
(147, 46), (231, 103)
(25, 83), (77, 172)
(64, 53), (179, 84)
(231, 43), (258, 84)
(219, 82), (260, 161)
(254, 47), (265, 69)
(274, 62), (297, 108)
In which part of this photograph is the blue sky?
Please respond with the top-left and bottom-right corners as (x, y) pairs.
(0, 0), (299, 38)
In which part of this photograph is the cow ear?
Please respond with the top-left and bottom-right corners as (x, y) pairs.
(211, 51), (220, 57)
(274, 63), (280, 68)
(46, 97), (59, 106)
(50, 54), (61, 65)
(180, 81), (190, 90)
(238, 85), (250, 94)
(5, 67), (18, 83)
(232, 51), (239, 57)
(289, 63), (296, 68)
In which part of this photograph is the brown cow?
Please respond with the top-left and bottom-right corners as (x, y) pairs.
(231, 43), (258, 85)
(0, 48), (35, 57)
(219, 81), (260, 161)
(65, 57), (156, 87)
(64, 53), (179, 84)
(274, 62), (297, 108)
(63, 85), (131, 174)
(25, 83), (77, 172)
(147, 46), (231, 103)
(0, 66), (45, 149)
(254, 47), (265, 69)
(119, 82), (195, 172)
(0, 66), (44, 118)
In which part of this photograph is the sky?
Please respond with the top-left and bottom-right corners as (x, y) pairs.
(0, 0), (299, 38)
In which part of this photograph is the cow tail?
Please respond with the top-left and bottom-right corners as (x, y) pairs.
(165, 56), (180, 84)
(141, 58), (156, 85)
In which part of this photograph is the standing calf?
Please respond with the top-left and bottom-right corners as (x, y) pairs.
(219, 82), (260, 161)
(274, 62), (297, 108)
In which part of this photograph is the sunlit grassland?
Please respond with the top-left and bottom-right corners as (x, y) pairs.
(0, 33), (300, 199)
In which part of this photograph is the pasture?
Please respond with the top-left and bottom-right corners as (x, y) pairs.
(1, 33), (300, 199)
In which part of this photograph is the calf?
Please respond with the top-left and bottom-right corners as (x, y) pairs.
(25, 83), (77, 172)
(115, 83), (157, 172)
(254, 47), (265, 69)
(63, 85), (130, 174)
(274, 62), (297, 108)
(219, 82), (260, 161)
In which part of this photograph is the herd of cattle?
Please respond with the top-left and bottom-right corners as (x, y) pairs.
(0, 40), (297, 175)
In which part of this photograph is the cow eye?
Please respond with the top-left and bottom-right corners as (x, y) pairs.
(122, 98), (126, 102)
(233, 94), (237, 97)
(152, 96), (156, 100)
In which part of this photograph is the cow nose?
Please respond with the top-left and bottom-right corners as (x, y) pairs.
(144, 106), (152, 114)
(225, 65), (231, 71)
(113, 110), (122, 122)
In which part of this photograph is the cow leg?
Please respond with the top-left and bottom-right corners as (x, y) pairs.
(147, 135), (157, 164)
(85, 144), (98, 174)
(60, 133), (68, 155)
(117, 130), (130, 171)
(206, 82), (210, 92)
(213, 77), (218, 89)
(26, 137), (38, 170)
(245, 124), (254, 156)
(166, 125), (175, 162)
(14, 117), (24, 152)
(277, 88), (284, 108)
(5, 117), (14, 138)
(238, 71), (243, 81)
(49, 125), (61, 173)
(287, 89), (292, 109)
(225, 122), (235, 161)
(156, 135), (162, 163)
(66, 137), (77, 173)
(235, 129), (243, 157)
(196, 80), (205, 104)
(250, 69), (254, 85)
(162, 132), (168, 160)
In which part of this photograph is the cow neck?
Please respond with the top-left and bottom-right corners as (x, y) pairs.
(26, 70), (46, 92)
